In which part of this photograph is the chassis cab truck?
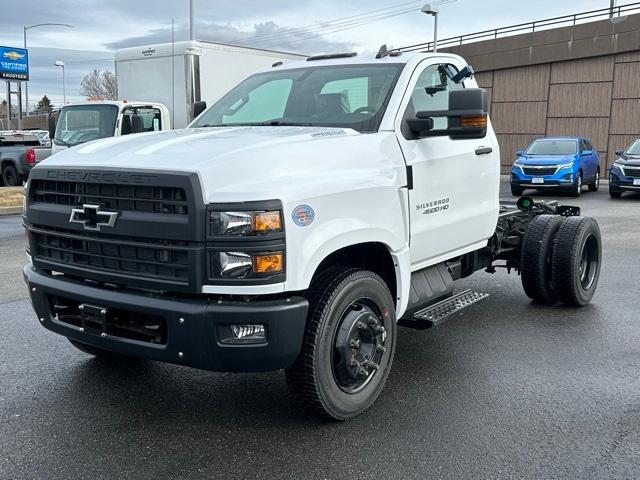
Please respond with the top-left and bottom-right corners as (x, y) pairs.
(23, 50), (602, 420)
(50, 101), (171, 155)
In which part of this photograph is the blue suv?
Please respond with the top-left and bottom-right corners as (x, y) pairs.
(510, 137), (600, 197)
(609, 139), (640, 198)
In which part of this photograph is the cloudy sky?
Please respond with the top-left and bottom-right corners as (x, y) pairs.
(0, 0), (615, 108)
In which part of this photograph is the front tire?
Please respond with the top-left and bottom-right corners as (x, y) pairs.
(569, 172), (583, 197)
(286, 268), (397, 420)
(609, 187), (622, 199)
(551, 217), (602, 307)
(511, 184), (524, 196)
(588, 170), (600, 192)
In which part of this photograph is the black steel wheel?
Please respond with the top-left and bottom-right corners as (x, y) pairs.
(588, 170), (600, 192)
(285, 268), (396, 420)
(2, 164), (20, 187)
(520, 215), (564, 303)
(551, 216), (602, 306)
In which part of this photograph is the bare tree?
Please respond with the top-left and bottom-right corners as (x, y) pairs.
(79, 69), (118, 100)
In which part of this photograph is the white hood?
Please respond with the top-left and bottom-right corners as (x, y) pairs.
(39, 126), (403, 204)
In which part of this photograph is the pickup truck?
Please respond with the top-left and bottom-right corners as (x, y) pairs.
(23, 49), (602, 420)
(0, 132), (51, 186)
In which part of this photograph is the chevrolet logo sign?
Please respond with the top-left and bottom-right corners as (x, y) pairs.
(69, 204), (119, 231)
(3, 51), (25, 61)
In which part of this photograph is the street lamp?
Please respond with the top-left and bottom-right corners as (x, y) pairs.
(421, 4), (440, 52)
(54, 61), (66, 105)
(23, 23), (74, 112)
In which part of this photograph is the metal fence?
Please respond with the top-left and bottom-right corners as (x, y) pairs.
(396, 2), (640, 53)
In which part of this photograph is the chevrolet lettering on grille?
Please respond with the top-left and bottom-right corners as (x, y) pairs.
(69, 204), (119, 232)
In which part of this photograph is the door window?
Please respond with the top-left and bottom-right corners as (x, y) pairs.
(407, 64), (465, 130)
(121, 107), (162, 135)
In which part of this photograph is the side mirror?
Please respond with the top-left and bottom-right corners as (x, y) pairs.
(48, 114), (57, 139)
(580, 149), (592, 156)
(407, 88), (488, 140)
(516, 150), (524, 157)
(615, 149), (624, 156)
(192, 101), (207, 119)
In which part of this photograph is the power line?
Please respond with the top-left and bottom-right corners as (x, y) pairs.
(238, 0), (456, 45)
(262, 0), (457, 49)
(236, 0), (427, 44)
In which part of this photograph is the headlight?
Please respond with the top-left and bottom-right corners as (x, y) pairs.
(557, 162), (574, 170)
(209, 251), (284, 279)
(209, 210), (282, 236)
(614, 159), (625, 166)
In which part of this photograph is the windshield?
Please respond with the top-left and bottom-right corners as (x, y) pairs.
(625, 139), (640, 156)
(191, 64), (404, 133)
(54, 104), (119, 147)
(526, 139), (577, 156)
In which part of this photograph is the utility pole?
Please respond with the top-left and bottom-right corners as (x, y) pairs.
(190, 0), (195, 40)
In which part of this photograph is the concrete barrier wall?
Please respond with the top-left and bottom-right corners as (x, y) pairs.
(444, 14), (640, 175)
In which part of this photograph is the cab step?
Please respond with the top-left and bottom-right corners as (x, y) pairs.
(411, 289), (489, 328)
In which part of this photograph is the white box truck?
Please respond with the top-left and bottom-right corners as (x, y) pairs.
(115, 41), (306, 128)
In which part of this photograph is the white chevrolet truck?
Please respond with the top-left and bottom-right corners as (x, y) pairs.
(23, 49), (602, 420)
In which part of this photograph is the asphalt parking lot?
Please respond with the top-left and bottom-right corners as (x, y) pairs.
(1, 184), (639, 480)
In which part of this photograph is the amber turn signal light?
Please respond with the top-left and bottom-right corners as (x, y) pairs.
(460, 114), (488, 129)
(252, 211), (282, 233)
(252, 252), (284, 274)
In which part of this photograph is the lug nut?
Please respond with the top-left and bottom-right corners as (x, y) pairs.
(376, 345), (386, 353)
(356, 321), (367, 330)
(349, 339), (361, 349)
(375, 326), (386, 334)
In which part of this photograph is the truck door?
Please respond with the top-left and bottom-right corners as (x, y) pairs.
(395, 61), (500, 267)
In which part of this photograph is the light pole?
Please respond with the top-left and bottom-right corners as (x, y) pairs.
(190, 0), (195, 40)
(421, 4), (440, 52)
(54, 61), (66, 105)
(23, 23), (74, 113)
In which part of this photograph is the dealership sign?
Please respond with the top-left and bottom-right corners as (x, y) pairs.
(0, 46), (29, 81)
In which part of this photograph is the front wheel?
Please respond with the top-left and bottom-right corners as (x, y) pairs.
(511, 184), (524, 196)
(588, 170), (600, 192)
(609, 187), (622, 199)
(569, 173), (583, 197)
(286, 268), (397, 420)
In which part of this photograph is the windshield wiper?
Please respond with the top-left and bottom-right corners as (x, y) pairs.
(54, 138), (72, 147)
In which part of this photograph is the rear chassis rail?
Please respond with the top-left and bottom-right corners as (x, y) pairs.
(484, 199), (580, 273)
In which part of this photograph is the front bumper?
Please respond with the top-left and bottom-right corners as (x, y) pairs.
(24, 265), (308, 373)
(609, 168), (640, 191)
(510, 166), (575, 188)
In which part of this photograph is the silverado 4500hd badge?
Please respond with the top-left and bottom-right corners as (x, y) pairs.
(416, 197), (450, 215)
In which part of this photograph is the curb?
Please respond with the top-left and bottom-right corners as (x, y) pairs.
(0, 207), (22, 216)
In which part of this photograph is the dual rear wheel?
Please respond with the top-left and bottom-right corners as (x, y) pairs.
(520, 215), (601, 306)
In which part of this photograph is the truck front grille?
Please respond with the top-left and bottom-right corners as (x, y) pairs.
(522, 166), (557, 176)
(31, 226), (192, 286)
(30, 179), (189, 215)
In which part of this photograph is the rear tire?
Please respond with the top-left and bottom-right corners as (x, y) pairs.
(520, 215), (564, 303)
(551, 217), (601, 307)
(2, 164), (20, 187)
(588, 170), (600, 192)
(285, 268), (397, 420)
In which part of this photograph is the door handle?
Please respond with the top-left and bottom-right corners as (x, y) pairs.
(475, 147), (493, 156)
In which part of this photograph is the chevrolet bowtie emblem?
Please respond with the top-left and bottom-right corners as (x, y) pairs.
(69, 204), (119, 231)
